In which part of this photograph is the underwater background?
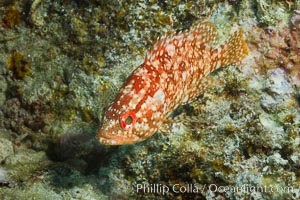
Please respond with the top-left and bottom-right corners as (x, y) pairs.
(0, 0), (300, 199)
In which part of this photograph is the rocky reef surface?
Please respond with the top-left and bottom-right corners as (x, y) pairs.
(0, 0), (299, 199)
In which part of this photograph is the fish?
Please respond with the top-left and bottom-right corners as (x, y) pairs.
(97, 21), (249, 145)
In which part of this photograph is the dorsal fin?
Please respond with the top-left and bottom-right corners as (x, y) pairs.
(146, 21), (219, 63)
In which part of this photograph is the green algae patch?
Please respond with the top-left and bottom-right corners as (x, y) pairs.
(4, 149), (49, 182)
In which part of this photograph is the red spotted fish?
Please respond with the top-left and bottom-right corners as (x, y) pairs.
(97, 21), (249, 145)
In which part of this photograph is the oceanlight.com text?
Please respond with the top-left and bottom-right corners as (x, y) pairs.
(135, 183), (297, 196)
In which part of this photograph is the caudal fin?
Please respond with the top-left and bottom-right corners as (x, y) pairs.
(212, 28), (249, 69)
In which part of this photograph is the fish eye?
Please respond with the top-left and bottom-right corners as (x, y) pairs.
(125, 115), (133, 125)
(120, 111), (136, 129)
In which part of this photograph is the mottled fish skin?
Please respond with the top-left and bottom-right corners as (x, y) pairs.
(97, 21), (249, 145)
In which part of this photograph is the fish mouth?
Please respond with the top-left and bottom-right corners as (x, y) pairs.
(97, 131), (142, 145)
(97, 135), (118, 145)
